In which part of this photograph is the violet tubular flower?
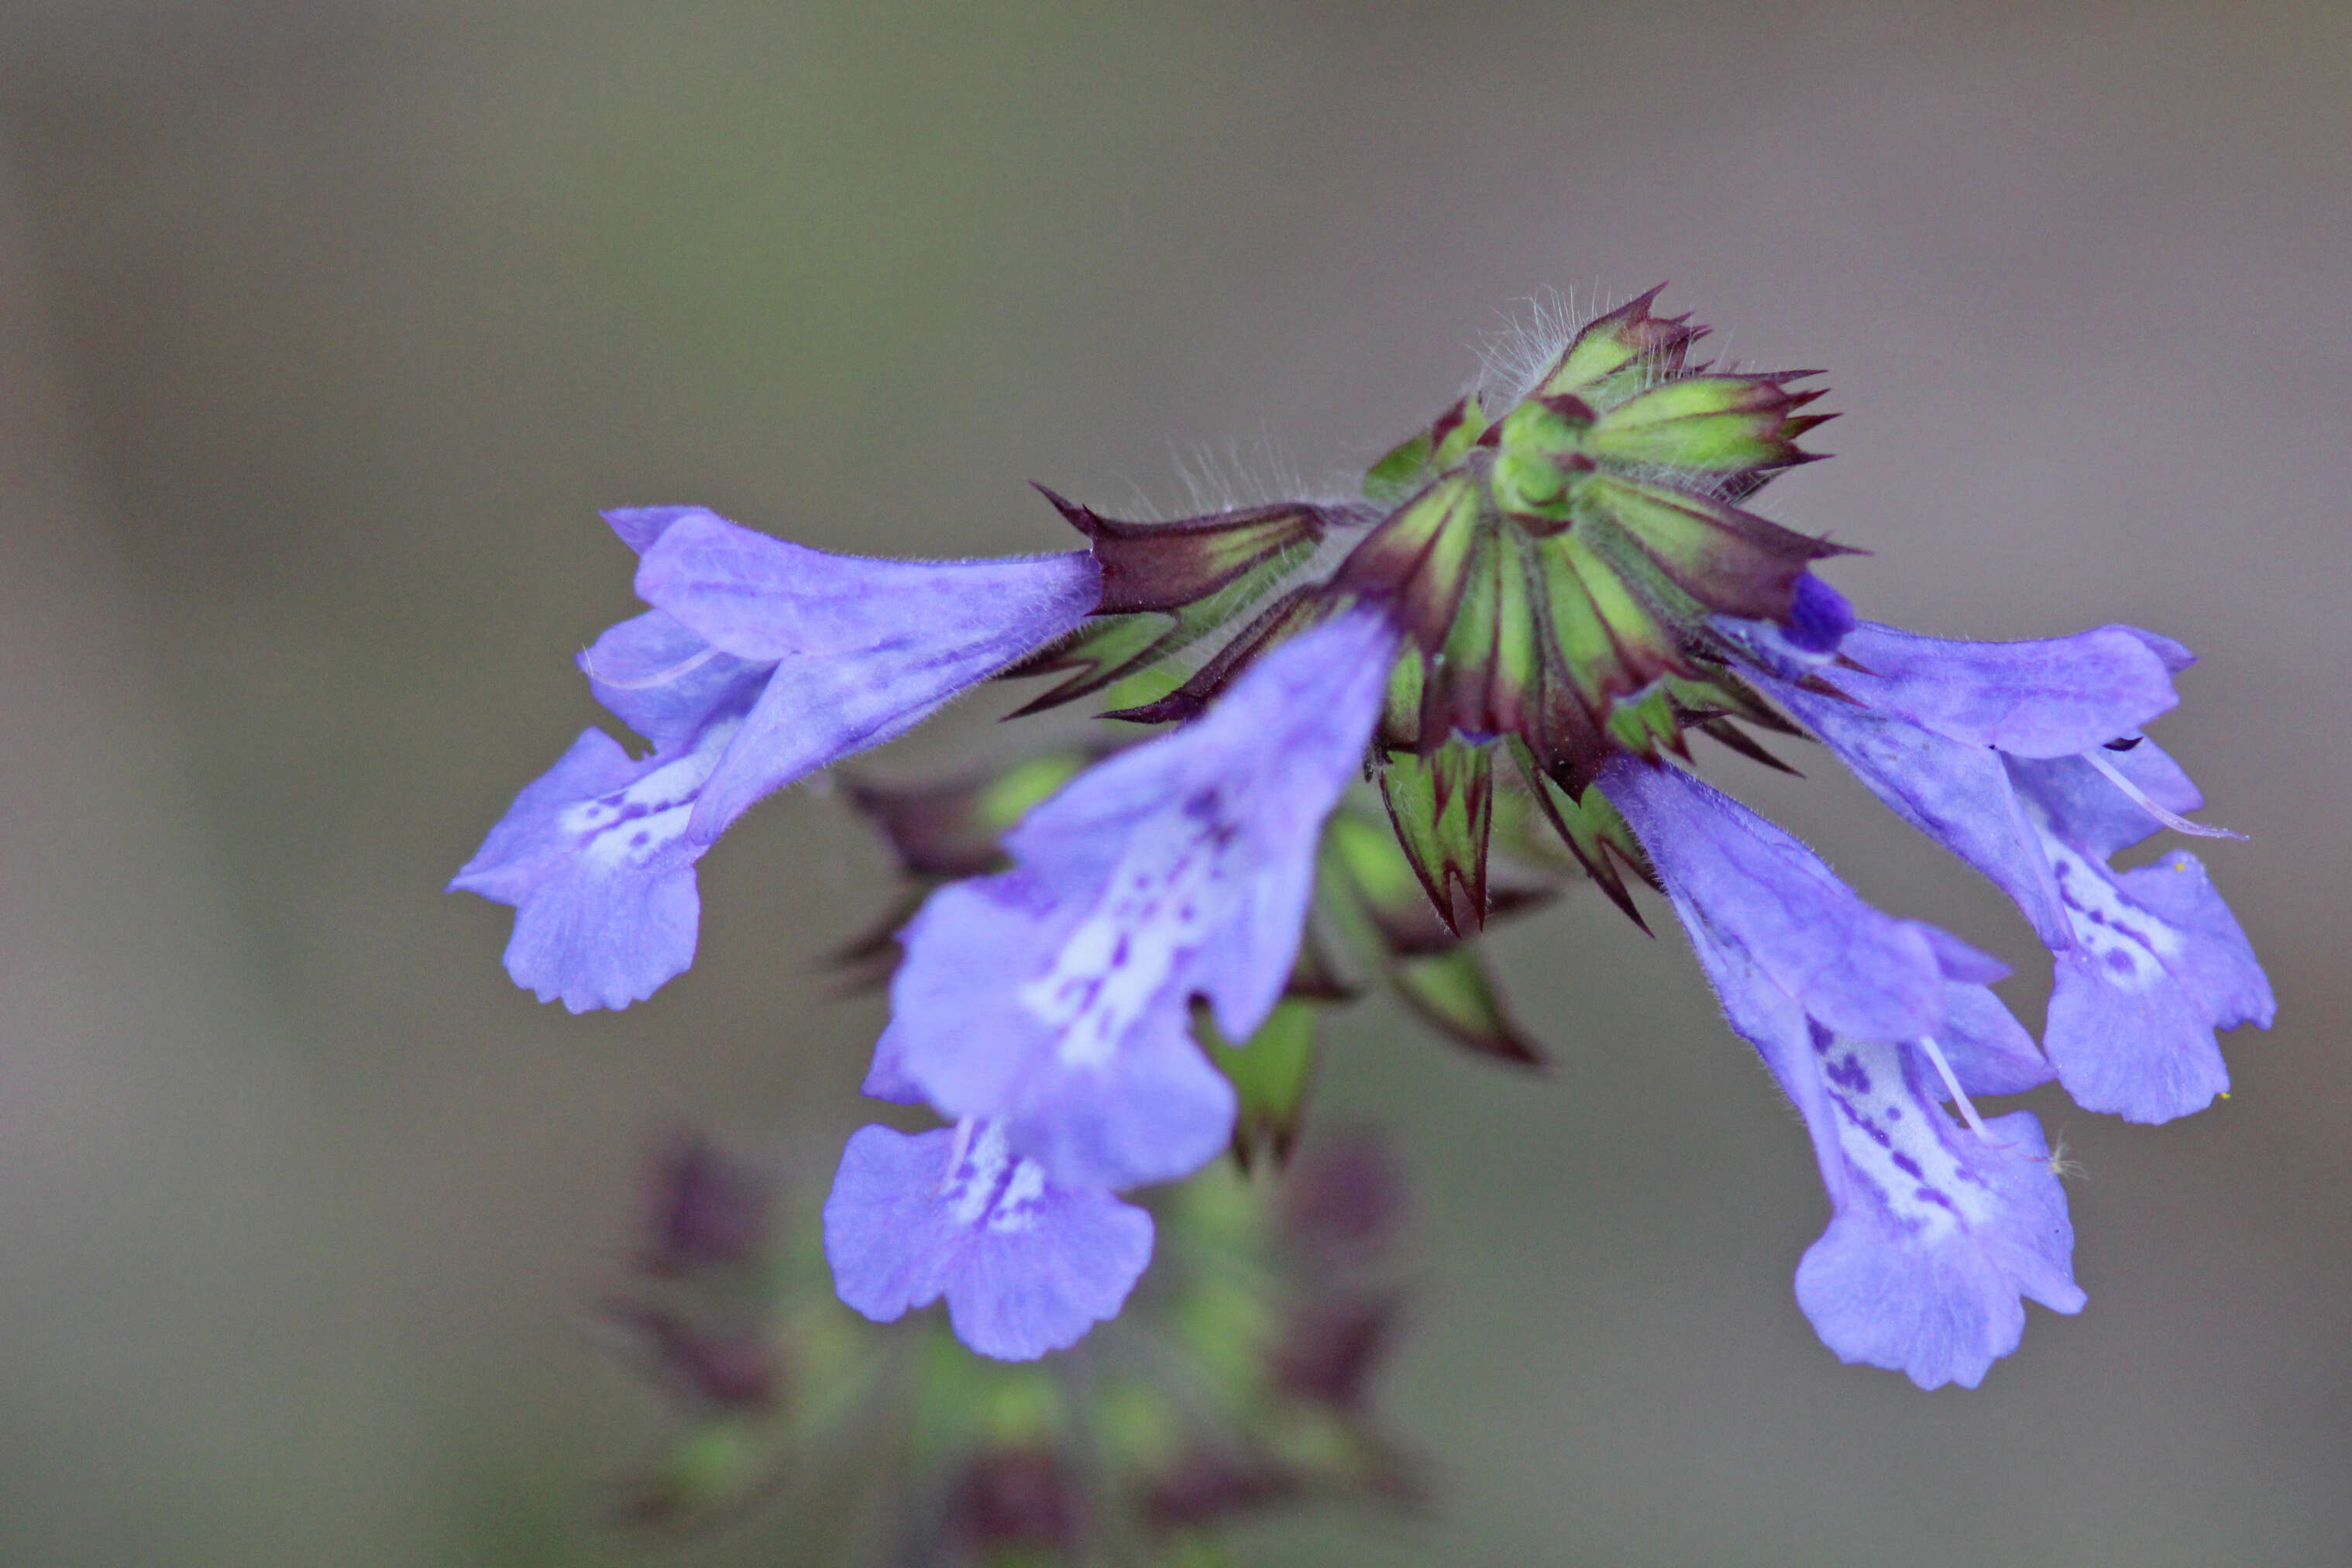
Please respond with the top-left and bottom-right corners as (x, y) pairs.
(1749, 622), (2273, 1123)
(1605, 757), (2085, 1389)
(886, 607), (1400, 1192)
(817, 609), (1398, 1362)
(823, 1119), (1154, 1361)
(451, 505), (1099, 1011)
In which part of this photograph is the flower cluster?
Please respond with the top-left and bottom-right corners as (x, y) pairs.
(458, 289), (2269, 1395)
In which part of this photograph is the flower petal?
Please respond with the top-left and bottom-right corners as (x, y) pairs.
(1834, 622), (2182, 757)
(578, 608), (766, 752)
(2037, 834), (2235, 1122)
(892, 610), (1397, 1189)
(449, 724), (727, 1012)
(2006, 744), (2203, 863)
(602, 504), (711, 555)
(821, 1125), (962, 1325)
(1933, 982), (2055, 1096)
(634, 509), (1099, 662)
(686, 630), (1059, 844)
(860, 1020), (927, 1105)
(2116, 851), (2275, 1033)
(821, 1123), (1154, 1360)
(1762, 676), (2072, 948)
(1793, 1033), (2083, 1390)
(1604, 758), (1948, 1040)
(2045, 948), (2230, 1124)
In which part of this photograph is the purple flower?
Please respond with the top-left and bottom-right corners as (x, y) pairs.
(890, 608), (1401, 1191)
(1606, 757), (2085, 1389)
(451, 507), (1099, 1011)
(1752, 622), (2273, 1123)
(823, 1119), (1154, 1360)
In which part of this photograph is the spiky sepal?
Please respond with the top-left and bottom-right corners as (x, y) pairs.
(1009, 289), (1847, 937)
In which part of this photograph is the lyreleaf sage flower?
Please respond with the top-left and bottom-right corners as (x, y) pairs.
(1748, 621), (2273, 1123)
(823, 1119), (1154, 1361)
(459, 287), (2275, 1412)
(884, 607), (1400, 1192)
(450, 505), (1099, 1011)
(1605, 756), (2085, 1388)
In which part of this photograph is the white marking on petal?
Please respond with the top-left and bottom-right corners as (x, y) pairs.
(986, 1160), (1047, 1236)
(937, 1120), (1048, 1235)
(1020, 790), (1235, 1068)
(2039, 835), (2184, 992)
(559, 720), (738, 871)
(942, 1119), (1013, 1226)
(1817, 1032), (2000, 1243)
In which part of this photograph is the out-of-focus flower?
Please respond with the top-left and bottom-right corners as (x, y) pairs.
(607, 1127), (1416, 1559)
(641, 1130), (773, 1277)
(823, 1119), (1154, 1361)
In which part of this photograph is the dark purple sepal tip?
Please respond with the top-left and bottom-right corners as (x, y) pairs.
(1785, 573), (1856, 653)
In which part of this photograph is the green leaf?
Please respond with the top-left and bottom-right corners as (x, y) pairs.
(1319, 805), (1451, 957)
(1363, 394), (1489, 505)
(1201, 999), (1322, 1169)
(1419, 524), (1501, 741)
(1505, 739), (1653, 928)
(1604, 681), (1686, 758)
(1006, 524), (1326, 718)
(1575, 473), (1831, 622)
(1037, 489), (1329, 614)
(1535, 285), (1700, 405)
(1534, 528), (1688, 715)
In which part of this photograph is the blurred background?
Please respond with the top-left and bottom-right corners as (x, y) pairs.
(0, 1), (2346, 1562)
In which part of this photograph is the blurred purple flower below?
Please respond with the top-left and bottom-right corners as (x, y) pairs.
(449, 506), (1099, 1011)
(823, 1119), (1154, 1360)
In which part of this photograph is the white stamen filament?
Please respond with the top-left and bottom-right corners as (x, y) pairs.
(941, 1116), (978, 1195)
(2085, 748), (2245, 841)
(581, 644), (722, 690)
(1915, 1034), (1995, 1143)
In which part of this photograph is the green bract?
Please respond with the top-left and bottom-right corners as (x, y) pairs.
(1009, 287), (1843, 940)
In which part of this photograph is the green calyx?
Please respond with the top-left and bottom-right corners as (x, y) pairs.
(1006, 288), (1837, 939)
(1327, 290), (1833, 931)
